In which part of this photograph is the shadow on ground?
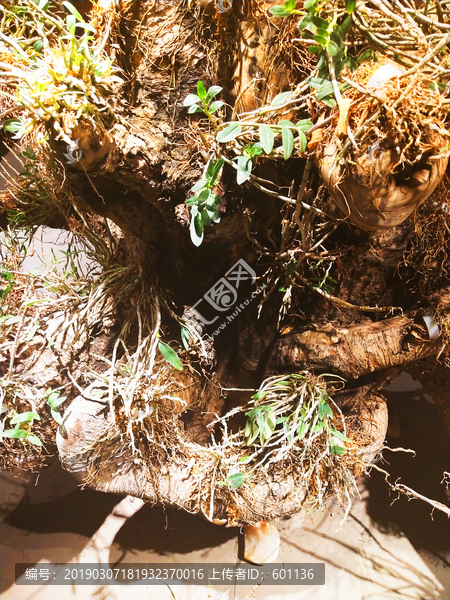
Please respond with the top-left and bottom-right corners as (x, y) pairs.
(365, 387), (450, 552)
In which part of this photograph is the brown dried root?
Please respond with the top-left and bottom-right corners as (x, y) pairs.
(370, 464), (450, 518)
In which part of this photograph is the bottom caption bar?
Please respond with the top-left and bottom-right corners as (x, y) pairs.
(16, 563), (325, 585)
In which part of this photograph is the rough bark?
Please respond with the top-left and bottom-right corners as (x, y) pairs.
(267, 316), (441, 380)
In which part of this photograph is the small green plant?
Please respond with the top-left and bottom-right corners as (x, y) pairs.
(0, 267), (16, 301)
(268, 0), (369, 108)
(268, 0), (304, 18)
(2, 1), (123, 144)
(308, 262), (338, 295)
(183, 81), (224, 120)
(183, 80), (316, 245)
(243, 373), (350, 458)
(186, 158), (224, 246)
(1, 411), (42, 446)
(46, 388), (67, 424)
(222, 472), (248, 489)
(244, 404), (277, 445)
(157, 335), (184, 371)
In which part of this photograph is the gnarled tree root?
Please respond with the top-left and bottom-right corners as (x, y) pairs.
(57, 380), (389, 526)
(267, 315), (441, 380)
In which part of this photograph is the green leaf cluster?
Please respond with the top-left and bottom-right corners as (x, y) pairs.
(46, 388), (67, 424)
(308, 262), (337, 294)
(0, 267), (16, 301)
(2, 2), (123, 142)
(183, 81), (224, 118)
(268, 0), (302, 18)
(245, 378), (351, 457)
(1, 409), (42, 446)
(245, 405), (277, 445)
(186, 158), (224, 246)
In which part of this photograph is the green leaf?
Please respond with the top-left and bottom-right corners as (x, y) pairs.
(318, 402), (325, 420)
(201, 208), (212, 227)
(345, 0), (357, 14)
(316, 82), (335, 100)
(209, 100), (224, 113)
(324, 403), (333, 418)
(66, 14), (77, 34)
(216, 123), (242, 143)
(298, 13), (313, 30)
(226, 472), (246, 489)
(308, 46), (323, 54)
(0, 315), (21, 325)
(313, 422), (325, 433)
(235, 156), (252, 184)
(190, 212), (204, 246)
(341, 15), (353, 37)
(308, 77), (331, 90)
(282, 126), (294, 160)
(47, 392), (67, 410)
(183, 93), (201, 107)
(247, 142), (264, 158)
(1, 429), (29, 439)
(297, 130), (307, 153)
(62, 1), (84, 21)
(205, 85), (223, 103)
(180, 325), (192, 351)
(312, 16), (330, 29)
(346, 57), (358, 72)
(304, 0), (318, 11)
(327, 41), (339, 56)
(314, 34), (328, 46)
(27, 434), (43, 446)
(188, 104), (204, 114)
(271, 91), (292, 107)
(0, 267), (14, 281)
(296, 119), (312, 133)
(268, 5), (294, 18)
(197, 81), (207, 100)
(51, 408), (63, 425)
(297, 420), (308, 439)
(1, 283), (14, 300)
(321, 96), (337, 108)
(329, 428), (350, 442)
(330, 444), (347, 455)
(206, 158), (224, 183)
(158, 341), (183, 371)
(33, 39), (44, 52)
(251, 390), (268, 400)
(206, 205), (221, 224)
(357, 48), (373, 64)
(10, 412), (41, 425)
(4, 119), (22, 133)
